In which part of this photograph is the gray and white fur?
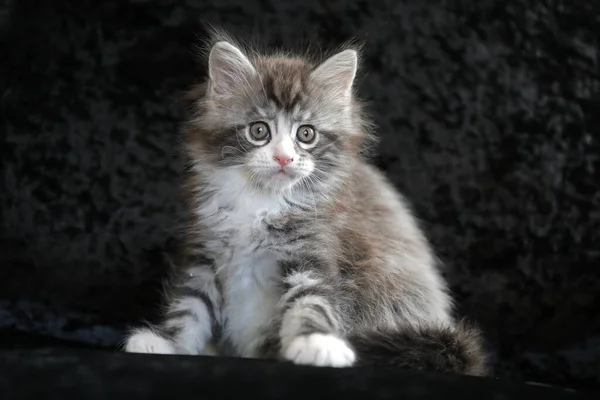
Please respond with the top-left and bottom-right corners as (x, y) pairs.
(123, 32), (488, 376)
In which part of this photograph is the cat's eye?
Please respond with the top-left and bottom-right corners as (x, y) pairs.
(296, 125), (316, 144)
(249, 122), (270, 141)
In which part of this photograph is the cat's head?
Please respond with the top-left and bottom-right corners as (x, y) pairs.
(186, 38), (373, 196)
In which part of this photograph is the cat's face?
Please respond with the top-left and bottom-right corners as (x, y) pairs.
(235, 115), (322, 192)
(189, 41), (365, 195)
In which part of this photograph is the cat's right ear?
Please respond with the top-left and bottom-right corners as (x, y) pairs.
(208, 41), (256, 97)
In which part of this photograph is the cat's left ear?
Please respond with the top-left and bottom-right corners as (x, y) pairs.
(310, 49), (358, 99)
(208, 41), (257, 96)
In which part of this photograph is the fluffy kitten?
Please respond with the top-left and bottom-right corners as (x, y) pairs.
(123, 33), (488, 375)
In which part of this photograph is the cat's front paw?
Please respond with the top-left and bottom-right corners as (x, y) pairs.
(124, 329), (176, 354)
(283, 333), (356, 367)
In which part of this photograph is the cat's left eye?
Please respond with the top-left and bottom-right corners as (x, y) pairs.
(296, 125), (316, 144)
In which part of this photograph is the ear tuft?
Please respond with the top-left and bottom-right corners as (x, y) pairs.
(208, 41), (256, 96)
(310, 49), (358, 98)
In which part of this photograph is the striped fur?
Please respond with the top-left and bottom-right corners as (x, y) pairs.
(123, 31), (489, 376)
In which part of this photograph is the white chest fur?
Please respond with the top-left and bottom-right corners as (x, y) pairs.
(196, 169), (287, 357)
(221, 250), (281, 357)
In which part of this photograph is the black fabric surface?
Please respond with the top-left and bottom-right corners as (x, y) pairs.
(0, 348), (593, 400)
(1, 0), (599, 393)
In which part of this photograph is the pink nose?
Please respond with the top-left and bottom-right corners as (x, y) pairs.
(273, 155), (294, 166)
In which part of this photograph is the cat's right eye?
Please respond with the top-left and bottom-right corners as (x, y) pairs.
(249, 122), (270, 141)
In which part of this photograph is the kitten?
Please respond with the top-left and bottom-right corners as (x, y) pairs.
(123, 32), (488, 375)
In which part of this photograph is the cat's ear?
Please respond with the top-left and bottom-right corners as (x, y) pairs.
(310, 49), (358, 98)
(208, 41), (256, 96)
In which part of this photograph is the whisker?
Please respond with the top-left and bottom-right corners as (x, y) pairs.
(303, 176), (320, 217)
(221, 145), (245, 159)
(235, 128), (251, 153)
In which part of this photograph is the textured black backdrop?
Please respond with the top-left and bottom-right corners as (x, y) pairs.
(1, 0), (599, 390)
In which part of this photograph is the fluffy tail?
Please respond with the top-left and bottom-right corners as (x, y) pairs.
(348, 319), (489, 376)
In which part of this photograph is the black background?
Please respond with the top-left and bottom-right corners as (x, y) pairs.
(1, 0), (599, 390)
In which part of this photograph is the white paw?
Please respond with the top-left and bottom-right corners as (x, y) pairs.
(283, 333), (356, 367)
(124, 330), (176, 354)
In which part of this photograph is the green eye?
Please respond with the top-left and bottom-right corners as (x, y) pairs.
(296, 125), (316, 144)
(249, 122), (270, 141)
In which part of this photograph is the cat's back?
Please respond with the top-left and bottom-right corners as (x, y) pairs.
(332, 158), (436, 278)
(330, 159), (451, 327)
(344, 159), (426, 240)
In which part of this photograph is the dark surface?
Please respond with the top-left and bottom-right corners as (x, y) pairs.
(1, 0), (599, 392)
(0, 348), (594, 400)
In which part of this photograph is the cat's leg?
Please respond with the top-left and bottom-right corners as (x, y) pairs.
(124, 263), (221, 355)
(277, 264), (355, 368)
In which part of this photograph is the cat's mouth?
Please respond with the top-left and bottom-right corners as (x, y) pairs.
(249, 166), (302, 190)
(265, 167), (298, 187)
